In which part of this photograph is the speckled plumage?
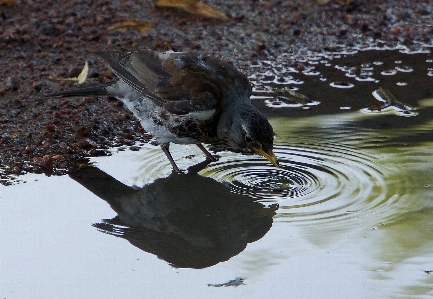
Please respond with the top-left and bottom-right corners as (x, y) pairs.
(49, 50), (278, 172)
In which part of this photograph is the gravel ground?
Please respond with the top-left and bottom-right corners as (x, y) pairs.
(0, 0), (432, 181)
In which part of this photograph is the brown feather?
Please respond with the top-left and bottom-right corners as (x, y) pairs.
(96, 50), (251, 115)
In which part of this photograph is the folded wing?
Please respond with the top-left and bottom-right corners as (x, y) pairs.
(96, 50), (235, 115)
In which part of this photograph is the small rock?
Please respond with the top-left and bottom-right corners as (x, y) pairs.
(6, 77), (19, 91)
(38, 24), (60, 36)
(52, 154), (63, 160)
(33, 155), (53, 170)
(420, 9), (431, 16)
(44, 124), (56, 132)
(22, 34), (31, 42)
(124, 132), (134, 140)
(32, 81), (45, 92)
(390, 27), (401, 35)
(78, 138), (97, 149)
(88, 71), (100, 78)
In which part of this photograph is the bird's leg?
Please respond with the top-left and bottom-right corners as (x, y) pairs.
(196, 143), (217, 162)
(160, 143), (181, 173)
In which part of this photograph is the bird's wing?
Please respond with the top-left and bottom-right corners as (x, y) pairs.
(95, 51), (170, 106)
(160, 52), (251, 114)
(96, 50), (250, 115)
(97, 50), (210, 112)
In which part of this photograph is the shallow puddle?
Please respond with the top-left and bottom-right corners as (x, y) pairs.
(2, 47), (433, 298)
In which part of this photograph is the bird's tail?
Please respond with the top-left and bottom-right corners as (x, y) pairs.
(45, 82), (115, 99)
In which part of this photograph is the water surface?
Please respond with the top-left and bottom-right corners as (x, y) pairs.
(1, 47), (433, 298)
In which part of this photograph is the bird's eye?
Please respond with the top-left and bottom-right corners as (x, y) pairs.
(245, 135), (253, 143)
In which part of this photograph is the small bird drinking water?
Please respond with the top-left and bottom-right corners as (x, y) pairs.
(48, 50), (278, 172)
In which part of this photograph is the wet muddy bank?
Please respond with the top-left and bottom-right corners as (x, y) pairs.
(0, 0), (432, 181)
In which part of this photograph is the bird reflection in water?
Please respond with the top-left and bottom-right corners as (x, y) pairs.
(69, 160), (278, 269)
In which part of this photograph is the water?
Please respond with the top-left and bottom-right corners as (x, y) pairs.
(1, 47), (433, 298)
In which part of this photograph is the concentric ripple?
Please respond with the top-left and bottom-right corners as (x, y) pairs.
(199, 143), (398, 225)
(92, 141), (404, 226)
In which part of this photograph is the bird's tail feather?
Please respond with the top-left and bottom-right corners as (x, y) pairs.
(45, 82), (115, 99)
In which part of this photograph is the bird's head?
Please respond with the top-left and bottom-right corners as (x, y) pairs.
(218, 106), (279, 167)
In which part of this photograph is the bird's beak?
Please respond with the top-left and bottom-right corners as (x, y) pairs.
(255, 148), (279, 167)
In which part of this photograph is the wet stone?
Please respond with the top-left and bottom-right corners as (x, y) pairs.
(5, 77), (20, 91)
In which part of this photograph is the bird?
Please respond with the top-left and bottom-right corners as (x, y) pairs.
(48, 50), (278, 172)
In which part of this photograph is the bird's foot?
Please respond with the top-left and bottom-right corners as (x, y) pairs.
(196, 143), (218, 162)
(206, 154), (219, 162)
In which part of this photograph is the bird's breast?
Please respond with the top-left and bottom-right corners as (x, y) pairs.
(167, 112), (220, 144)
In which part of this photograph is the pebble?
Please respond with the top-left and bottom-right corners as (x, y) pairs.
(32, 81), (45, 92)
(390, 27), (401, 35)
(6, 77), (20, 91)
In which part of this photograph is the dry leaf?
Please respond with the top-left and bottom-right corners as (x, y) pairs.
(77, 60), (89, 84)
(0, 0), (16, 6)
(185, 1), (228, 19)
(155, 0), (198, 8)
(155, 0), (228, 19)
(49, 60), (90, 84)
(108, 21), (152, 35)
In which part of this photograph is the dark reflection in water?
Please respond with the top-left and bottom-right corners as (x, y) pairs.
(69, 163), (277, 269)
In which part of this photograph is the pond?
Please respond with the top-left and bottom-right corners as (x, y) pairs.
(1, 45), (433, 298)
